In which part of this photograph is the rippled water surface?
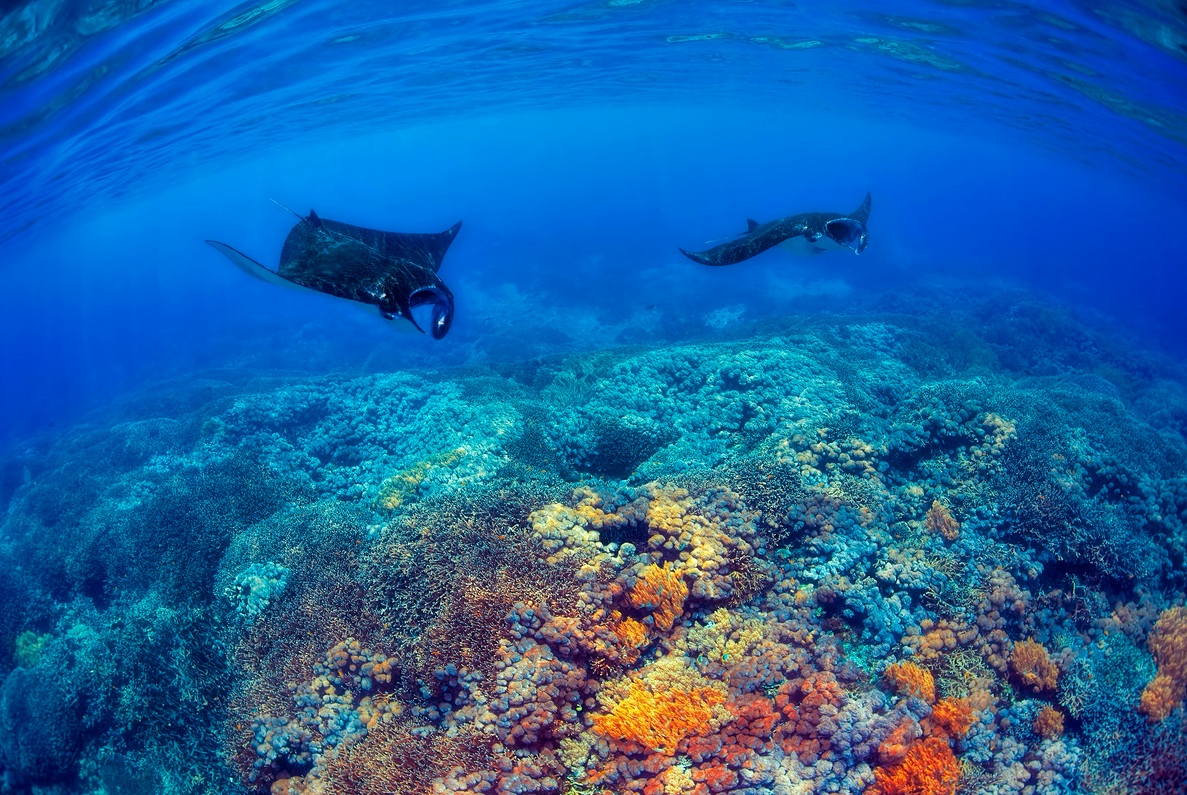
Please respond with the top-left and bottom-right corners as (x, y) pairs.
(2, 0), (1187, 243)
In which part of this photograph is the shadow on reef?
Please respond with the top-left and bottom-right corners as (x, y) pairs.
(1, 291), (1186, 794)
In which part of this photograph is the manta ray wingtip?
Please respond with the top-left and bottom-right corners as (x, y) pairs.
(852, 192), (872, 224)
(679, 247), (726, 266)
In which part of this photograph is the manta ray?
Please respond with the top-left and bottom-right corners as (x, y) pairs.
(680, 193), (871, 266)
(207, 206), (461, 339)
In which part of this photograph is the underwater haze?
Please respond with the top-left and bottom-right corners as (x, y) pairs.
(1, 1), (1187, 794)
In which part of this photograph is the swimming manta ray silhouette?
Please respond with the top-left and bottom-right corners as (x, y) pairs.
(680, 193), (871, 266)
(207, 202), (461, 339)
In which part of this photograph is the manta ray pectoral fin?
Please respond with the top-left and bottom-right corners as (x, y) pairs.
(851, 193), (871, 225)
(746, 219), (760, 233)
(679, 247), (735, 266)
(206, 240), (322, 294)
(381, 221), (463, 273)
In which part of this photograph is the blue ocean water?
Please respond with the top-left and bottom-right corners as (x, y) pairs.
(2, 0), (1185, 441)
(1, 2), (1187, 794)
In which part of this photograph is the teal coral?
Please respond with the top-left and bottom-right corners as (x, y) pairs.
(225, 561), (290, 620)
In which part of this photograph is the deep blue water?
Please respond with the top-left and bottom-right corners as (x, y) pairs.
(1, 0), (1186, 444)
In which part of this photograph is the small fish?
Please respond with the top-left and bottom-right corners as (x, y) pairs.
(680, 193), (870, 266)
(207, 204), (461, 338)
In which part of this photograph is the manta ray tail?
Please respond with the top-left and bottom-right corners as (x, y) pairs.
(269, 198), (305, 221)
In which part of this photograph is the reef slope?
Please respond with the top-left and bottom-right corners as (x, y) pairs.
(1, 295), (1186, 795)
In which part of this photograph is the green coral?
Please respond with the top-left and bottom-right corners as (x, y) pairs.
(14, 630), (49, 668)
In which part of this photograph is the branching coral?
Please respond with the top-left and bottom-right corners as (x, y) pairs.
(591, 682), (724, 753)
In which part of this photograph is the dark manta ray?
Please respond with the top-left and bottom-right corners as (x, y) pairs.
(207, 208), (461, 339)
(680, 193), (871, 266)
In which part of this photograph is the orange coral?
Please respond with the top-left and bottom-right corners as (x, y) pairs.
(1034, 705), (1065, 739)
(1008, 639), (1058, 693)
(1139, 673), (1185, 723)
(1139, 606), (1187, 722)
(885, 661), (936, 703)
(879, 719), (922, 764)
(869, 737), (961, 795)
(928, 698), (974, 739)
(629, 563), (688, 632)
(270, 776), (305, 795)
(611, 613), (649, 664)
(1148, 607), (1187, 680)
(924, 501), (960, 541)
(592, 683), (723, 753)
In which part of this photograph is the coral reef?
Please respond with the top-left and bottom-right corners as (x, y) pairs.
(1, 296), (1186, 794)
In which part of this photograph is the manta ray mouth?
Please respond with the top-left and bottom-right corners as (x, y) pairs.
(826, 219), (869, 254)
(408, 287), (454, 340)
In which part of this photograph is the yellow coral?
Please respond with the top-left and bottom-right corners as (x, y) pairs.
(1149, 606), (1187, 682)
(611, 613), (649, 664)
(13, 631), (48, 669)
(924, 501), (960, 541)
(529, 488), (639, 567)
(591, 682), (723, 753)
(1034, 705), (1065, 739)
(374, 448), (465, 511)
